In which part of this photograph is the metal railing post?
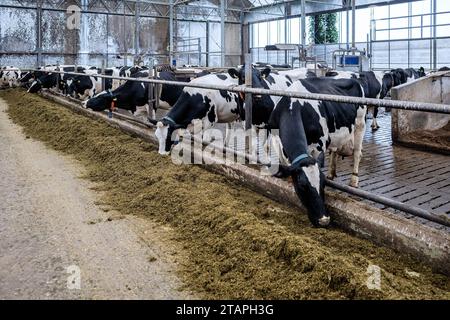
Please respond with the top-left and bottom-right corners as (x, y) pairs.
(244, 54), (252, 130)
(36, 0), (42, 67)
(148, 67), (155, 119)
(101, 59), (106, 92)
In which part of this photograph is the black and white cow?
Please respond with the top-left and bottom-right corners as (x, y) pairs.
(0, 66), (21, 88)
(67, 69), (103, 100)
(389, 67), (425, 85)
(325, 69), (427, 130)
(277, 68), (318, 81)
(267, 77), (367, 227)
(227, 66), (299, 126)
(27, 65), (77, 93)
(85, 71), (184, 118)
(58, 65), (91, 94)
(150, 65), (312, 156)
(326, 70), (385, 130)
(149, 73), (241, 155)
(402, 67), (425, 83)
(27, 69), (60, 93)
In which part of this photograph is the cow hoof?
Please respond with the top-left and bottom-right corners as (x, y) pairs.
(349, 176), (359, 188)
(326, 174), (336, 180)
(318, 216), (330, 227)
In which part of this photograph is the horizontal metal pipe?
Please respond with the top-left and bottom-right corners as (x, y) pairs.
(326, 180), (450, 228)
(373, 9), (450, 21)
(26, 69), (450, 114)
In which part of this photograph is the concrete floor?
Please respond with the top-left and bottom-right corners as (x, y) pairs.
(0, 98), (193, 299)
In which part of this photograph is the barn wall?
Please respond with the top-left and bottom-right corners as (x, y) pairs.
(225, 23), (241, 67)
(0, 1), (242, 69)
(0, 5), (171, 68)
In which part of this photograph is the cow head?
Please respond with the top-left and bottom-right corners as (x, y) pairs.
(85, 90), (116, 111)
(275, 155), (329, 227)
(228, 65), (271, 88)
(28, 73), (58, 93)
(67, 79), (78, 97)
(150, 117), (183, 155)
(58, 73), (75, 94)
(380, 72), (395, 99)
(67, 76), (90, 98)
(418, 67), (426, 77)
(228, 66), (273, 121)
(19, 72), (34, 85)
(28, 76), (45, 93)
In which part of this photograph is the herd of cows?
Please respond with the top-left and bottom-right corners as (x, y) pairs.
(0, 63), (445, 227)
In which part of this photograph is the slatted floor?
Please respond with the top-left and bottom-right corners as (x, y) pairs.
(323, 111), (450, 231)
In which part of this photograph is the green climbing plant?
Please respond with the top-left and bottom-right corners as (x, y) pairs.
(308, 13), (339, 44)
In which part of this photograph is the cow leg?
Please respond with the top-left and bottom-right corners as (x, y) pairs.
(146, 104), (156, 120)
(224, 122), (232, 147)
(327, 150), (338, 180)
(88, 88), (95, 99)
(350, 108), (366, 188)
(371, 106), (380, 130)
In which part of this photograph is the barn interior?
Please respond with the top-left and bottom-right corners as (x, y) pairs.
(0, 0), (449, 301)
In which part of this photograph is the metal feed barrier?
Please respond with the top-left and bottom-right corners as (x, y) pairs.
(13, 66), (450, 227)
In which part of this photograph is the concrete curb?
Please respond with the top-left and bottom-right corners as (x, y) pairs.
(41, 91), (450, 275)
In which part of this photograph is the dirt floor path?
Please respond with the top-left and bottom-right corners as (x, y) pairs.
(0, 98), (192, 299)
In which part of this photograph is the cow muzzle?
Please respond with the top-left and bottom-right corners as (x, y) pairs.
(317, 216), (330, 227)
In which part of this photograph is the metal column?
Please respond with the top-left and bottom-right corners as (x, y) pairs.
(346, 0), (350, 49)
(134, 0), (140, 59)
(220, 0), (226, 67)
(206, 22), (210, 67)
(351, 0), (356, 49)
(407, 1), (412, 68)
(123, 0), (127, 66)
(106, 13), (109, 67)
(244, 53), (252, 130)
(369, 6), (374, 70)
(169, 0), (174, 65)
(432, 0), (437, 70)
(36, 0), (42, 67)
(301, 0), (306, 46)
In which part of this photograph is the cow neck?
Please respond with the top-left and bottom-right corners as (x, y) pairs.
(388, 72), (395, 89)
(163, 92), (192, 128)
(272, 99), (310, 168)
(236, 92), (244, 121)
